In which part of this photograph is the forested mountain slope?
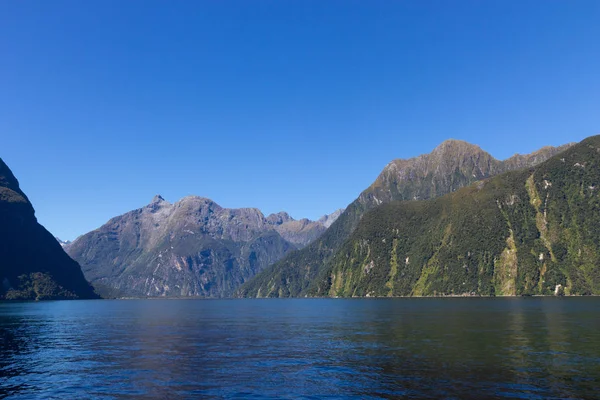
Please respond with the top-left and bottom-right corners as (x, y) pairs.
(319, 135), (600, 297)
(239, 140), (573, 298)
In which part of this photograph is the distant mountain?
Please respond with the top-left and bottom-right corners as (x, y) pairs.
(265, 211), (327, 248)
(66, 196), (338, 298)
(318, 135), (600, 297)
(0, 158), (97, 300)
(55, 237), (72, 247)
(238, 139), (573, 298)
(318, 208), (344, 228)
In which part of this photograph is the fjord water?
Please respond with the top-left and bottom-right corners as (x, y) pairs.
(1, 299), (599, 399)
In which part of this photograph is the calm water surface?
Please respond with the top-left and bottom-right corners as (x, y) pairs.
(1, 298), (599, 399)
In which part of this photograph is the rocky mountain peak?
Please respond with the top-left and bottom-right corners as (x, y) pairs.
(175, 196), (221, 212)
(364, 139), (496, 205)
(146, 194), (170, 213)
(432, 139), (485, 156)
(318, 209), (345, 228)
(178, 195), (214, 203)
(266, 211), (294, 225)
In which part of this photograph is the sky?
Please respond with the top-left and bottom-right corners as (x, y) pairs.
(1, 1), (599, 240)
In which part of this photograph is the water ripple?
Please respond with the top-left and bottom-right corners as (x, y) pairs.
(1, 298), (599, 399)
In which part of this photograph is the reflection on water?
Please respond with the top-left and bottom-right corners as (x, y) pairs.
(1, 298), (599, 399)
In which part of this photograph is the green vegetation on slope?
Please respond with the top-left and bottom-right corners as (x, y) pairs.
(238, 140), (571, 298)
(4, 273), (79, 300)
(321, 136), (600, 297)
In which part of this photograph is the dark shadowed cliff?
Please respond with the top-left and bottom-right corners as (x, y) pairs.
(0, 158), (97, 300)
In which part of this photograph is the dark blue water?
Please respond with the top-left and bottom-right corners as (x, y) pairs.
(1, 298), (599, 399)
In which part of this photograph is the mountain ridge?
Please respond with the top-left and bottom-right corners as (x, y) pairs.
(66, 194), (342, 298)
(238, 139), (574, 298)
(317, 135), (600, 297)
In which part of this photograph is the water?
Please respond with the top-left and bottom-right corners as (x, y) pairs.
(1, 298), (599, 399)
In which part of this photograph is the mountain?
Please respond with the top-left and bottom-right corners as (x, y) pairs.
(266, 211), (328, 248)
(318, 209), (344, 228)
(0, 158), (97, 300)
(55, 237), (72, 247)
(66, 196), (337, 298)
(238, 139), (573, 298)
(317, 135), (600, 297)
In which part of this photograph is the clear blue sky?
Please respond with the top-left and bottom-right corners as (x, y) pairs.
(1, 1), (599, 240)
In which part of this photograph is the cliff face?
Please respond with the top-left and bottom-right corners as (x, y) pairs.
(361, 140), (573, 206)
(66, 196), (338, 298)
(322, 136), (600, 297)
(0, 158), (97, 300)
(238, 140), (573, 298)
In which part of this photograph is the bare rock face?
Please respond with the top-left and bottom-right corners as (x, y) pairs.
(271, 218), (326, 248)
(264, 210), (345, 248)
(362, 140), (573, 206)
(239, 139), (574, 298)
(266, 211), (294, 225)
(0, 158), (97, 300)
(67, 196), (335, 298)
(318, 209), (344, 228)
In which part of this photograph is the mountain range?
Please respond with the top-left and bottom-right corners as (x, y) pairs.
(238, 139), (574, 297)
(0, 158), (97, 300)
(4, 135), (594, 301)
(65, 195), (342, 298)
(315, 135), (600, 297)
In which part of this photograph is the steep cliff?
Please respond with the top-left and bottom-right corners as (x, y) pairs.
(0, 158), (97, 300)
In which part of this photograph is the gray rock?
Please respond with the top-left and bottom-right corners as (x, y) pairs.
(67, 195), (331, 298)
(318, 209), (344, 228)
